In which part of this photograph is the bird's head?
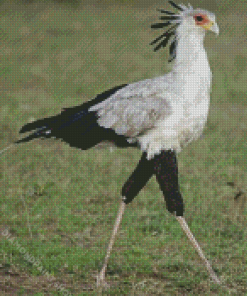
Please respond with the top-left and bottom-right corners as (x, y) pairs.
(181, 8), (219, 35)
(150, 1), (219, 61)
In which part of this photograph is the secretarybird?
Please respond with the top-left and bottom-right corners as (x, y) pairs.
(2, 1), (221, 286)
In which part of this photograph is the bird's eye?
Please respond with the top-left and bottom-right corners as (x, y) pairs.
(195, 16), (203, 22)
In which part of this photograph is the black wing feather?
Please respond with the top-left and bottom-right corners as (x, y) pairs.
(17, 84), (138, 150)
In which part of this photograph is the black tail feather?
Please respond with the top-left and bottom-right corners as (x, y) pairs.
(19, 84), (127, 135)
(16, 84), (137, 150)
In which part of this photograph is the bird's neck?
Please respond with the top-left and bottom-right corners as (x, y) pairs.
(172, 30), (211, 80)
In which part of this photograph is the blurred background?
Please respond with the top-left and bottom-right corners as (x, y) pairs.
(0, 0), (246, 295)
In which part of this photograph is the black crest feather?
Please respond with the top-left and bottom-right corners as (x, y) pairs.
(150, 24), (178, 52)
(168, 38), (177, 62)
(159, 15), (180, 21)
(168, 0), (184, 11)
(150, 1), (183, 61)
(151, 22), (171, 29)
(156, 9), (175, 15)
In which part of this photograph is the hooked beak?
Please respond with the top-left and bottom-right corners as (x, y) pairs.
(203, 22), (219, 35)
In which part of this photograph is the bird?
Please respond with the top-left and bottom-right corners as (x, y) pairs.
(2, 1), (221, 287)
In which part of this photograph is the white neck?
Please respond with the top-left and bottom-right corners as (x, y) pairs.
(166, 27), (212, 101)
(173, 27), (211, 80)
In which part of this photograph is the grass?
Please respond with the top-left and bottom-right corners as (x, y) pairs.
(0, 0), (247, 295)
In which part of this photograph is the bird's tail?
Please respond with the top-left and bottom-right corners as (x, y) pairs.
(0, 84), (131, 156)
(0, 106), (101, 154)
(15, 84), (129, 150)
(16, 103), (103, 150)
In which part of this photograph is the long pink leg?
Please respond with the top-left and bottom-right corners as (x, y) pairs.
(176, 216), (221, 284)
(97, 201), (126, 287)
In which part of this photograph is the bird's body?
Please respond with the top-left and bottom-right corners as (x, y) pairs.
(91, 41), (211, 159)
(18, 6), (214, 161)
(10, 1), (221, 286)
(91, 8), (213, 159)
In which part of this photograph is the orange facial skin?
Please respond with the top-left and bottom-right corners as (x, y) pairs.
(193, 14), (211, 26)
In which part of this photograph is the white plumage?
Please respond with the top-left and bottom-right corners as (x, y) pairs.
(90, 6), (218, 159)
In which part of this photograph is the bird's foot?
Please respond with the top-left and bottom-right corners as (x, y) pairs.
(96, 270), (109, 289)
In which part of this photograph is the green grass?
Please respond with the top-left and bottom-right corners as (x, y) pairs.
(0, 0), (247, 295)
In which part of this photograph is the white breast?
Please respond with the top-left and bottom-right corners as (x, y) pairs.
(138, 52), (212, 160)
